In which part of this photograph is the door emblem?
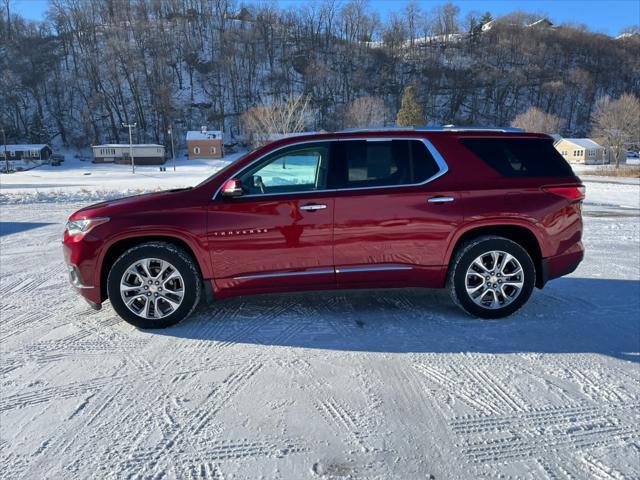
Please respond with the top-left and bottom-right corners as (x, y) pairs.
(212, 228), (268, 236)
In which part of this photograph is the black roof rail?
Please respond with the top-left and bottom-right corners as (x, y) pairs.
(336, 125), (525, 133)
(336, 127), (416, 133)
(416, 125), (525, 133)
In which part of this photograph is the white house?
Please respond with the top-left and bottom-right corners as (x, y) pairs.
(92, 144), (165, 165)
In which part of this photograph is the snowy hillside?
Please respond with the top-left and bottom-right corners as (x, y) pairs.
(1, 1), (638, 149)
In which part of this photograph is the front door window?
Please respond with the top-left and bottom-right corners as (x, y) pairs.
(238, 143), (330, 195)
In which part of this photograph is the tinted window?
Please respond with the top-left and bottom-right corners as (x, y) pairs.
(461, 138), (574, 177)
(329, 140), (440, 189)
(239, 143), (330, 195)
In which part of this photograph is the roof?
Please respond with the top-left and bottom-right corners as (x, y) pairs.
(559, 138), (603, 149)
(1, 144), (49, 151)
(527, 19), (553, 28)
(186, 131), (222, 141)
(92, 144), (164, 148)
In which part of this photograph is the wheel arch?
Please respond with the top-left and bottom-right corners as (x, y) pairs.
(446, 222), (546, 288)
(98, 234), (207, 302)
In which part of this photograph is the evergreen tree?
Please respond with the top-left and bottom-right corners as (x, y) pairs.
(27, 113), (49, 144)
(396, 86), (424, 126)
(480, 12), (493, 27)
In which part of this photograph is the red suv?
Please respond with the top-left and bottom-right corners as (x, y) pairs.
(63, 128), (584, 328)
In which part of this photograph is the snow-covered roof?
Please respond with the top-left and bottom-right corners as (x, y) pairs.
(92, 144), (164, 148)
(616, 32), (639, 40)
(561, 138), (603, 149)
(481, 20), (495, 32)
(186, 131), (222, 140)
(527, 19), (553, 28)
(1, 144), (49, 151)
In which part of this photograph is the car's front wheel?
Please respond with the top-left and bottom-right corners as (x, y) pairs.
(447, 236), (536, 319)
(107, 242), (202, 329)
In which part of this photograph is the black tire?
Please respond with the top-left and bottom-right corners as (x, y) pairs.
(447, 236), (536, 319)
(107, 241), (202, 329)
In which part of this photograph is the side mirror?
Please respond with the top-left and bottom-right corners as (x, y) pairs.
(221, 179), (244, 198)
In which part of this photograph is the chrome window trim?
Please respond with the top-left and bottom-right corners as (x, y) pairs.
(212, 137), (449, 200)
(232, 265), (412, 281)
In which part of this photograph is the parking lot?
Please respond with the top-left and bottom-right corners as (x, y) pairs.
(1, 183), (639, 479)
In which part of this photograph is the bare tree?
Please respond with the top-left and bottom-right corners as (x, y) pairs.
(241, 95), (311, 147)
(431, 2), (460, 36)
(511, 106), (564, 134)
(345, 96), (386, 129)
(591, 94), (640, 168)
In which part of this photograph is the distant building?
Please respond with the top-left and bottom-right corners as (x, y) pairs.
(554, 138), (606, 164)
(1, 144), (52, 161)
(186, 127), (223, 160)
(526, 18), (553, 29)
(482, 17), (553, 32)
(92, 144), (165, 165)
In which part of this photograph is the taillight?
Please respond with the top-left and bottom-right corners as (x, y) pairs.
(542, 185), (585, 202)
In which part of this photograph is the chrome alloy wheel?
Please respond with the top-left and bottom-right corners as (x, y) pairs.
(120, 258), (185, 319)
(464, 250), (524, 310)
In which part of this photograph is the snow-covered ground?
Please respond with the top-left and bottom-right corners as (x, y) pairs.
(1, 164), (639, 479)
(0, 154), (243, 204)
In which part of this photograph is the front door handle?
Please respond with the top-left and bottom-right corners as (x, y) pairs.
(299, 204), (327, 211)
(428, 196), (454, 204)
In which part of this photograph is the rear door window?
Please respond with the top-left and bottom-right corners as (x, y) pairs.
(329, 139), (440, 189)
(460, 138), (574, 177)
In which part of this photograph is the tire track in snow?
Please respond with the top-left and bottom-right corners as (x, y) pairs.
(449, 403), (640, 434)
(15, 336), (147, 365)
(182, 462), (224, 480)
(580, 455), (626, 480)
(288, 355), (380, 454)
(0, 376), (115, 412)
(314, 397), (371, 452)
(413, 362), (515, 416)
(459, 425), (638, 464)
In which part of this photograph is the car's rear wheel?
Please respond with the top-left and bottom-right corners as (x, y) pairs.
(107, 242), (201, 328)
(447, 236), (535, 319)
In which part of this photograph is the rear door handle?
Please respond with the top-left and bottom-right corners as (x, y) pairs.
(428, 196), (454, 204)
(299, 204), (327, 211)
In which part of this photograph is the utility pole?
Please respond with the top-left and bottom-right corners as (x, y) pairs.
(168, 125), (176, 171)
(1, 127), (8, 173)
(122, 122), (136, 173)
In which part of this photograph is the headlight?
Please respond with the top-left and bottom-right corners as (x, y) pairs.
(65, 217), (110, 236)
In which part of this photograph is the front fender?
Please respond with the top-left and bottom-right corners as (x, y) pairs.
(93, 226), (212, 289)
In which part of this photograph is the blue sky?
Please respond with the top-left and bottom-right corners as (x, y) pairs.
(9, 0), (640, 35)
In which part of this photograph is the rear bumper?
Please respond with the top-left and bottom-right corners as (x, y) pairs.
(538, 241), (584, 288)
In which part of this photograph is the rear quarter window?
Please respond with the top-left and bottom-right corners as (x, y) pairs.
(460, 138), (575, 177)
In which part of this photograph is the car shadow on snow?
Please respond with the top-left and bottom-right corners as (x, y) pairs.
(0, 222), (55, 237)
(155, 277), (640, 363)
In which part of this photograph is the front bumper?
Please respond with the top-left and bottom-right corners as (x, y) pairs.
(63, 240), (103, 306)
